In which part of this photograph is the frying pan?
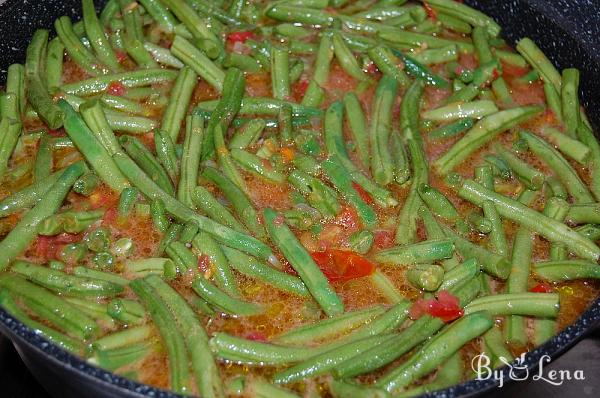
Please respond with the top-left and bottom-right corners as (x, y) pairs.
(0, 0), (599, 397)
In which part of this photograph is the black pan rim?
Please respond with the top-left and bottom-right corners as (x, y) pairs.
(1, 296), (600, 397)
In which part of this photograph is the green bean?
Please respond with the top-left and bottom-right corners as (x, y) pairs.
(288, 169), (340, 218)
(393, 50), (449, 88)
(129, 278), (191, 394)
(153, 130), (178, 184)
(45, 38), (64, 90)
(329, 380), (390, 398)
(494, 144), (545, 189)
(38, 210), (103, 235)
(265, 4), (336, 26)
(100, 94), (146, 116)
(6, 64), (25, 117)
(418, 184), (459, 222)
(73, 172), (100, 196)
(192, 231), (239, 296)
(464, 293), (560, 317)
(0, 162), (84, 269)
(202, 166), (266, 238)
(32, 133), (52, 181)
(278, 104), (293, 143)
(407, 264), (445, 291)
(0, 274), (98, 340)
(544, 83), (563, 122)
(142, 42), (184, 68)
(78, 100), (120, 155)
(161, 67), (197, 142)
(125, 257), (177, 279)
(264, 207), (343, 316)
(322, 156), (377, 228)
(210, 332), (321, 364)
(223, 52), (262, 73)
(161, 0), (218, 43)
(348, 230), (374, 254)
(55, 16), (107, 75)
(0, 119), (22, 177)
(107, 298), (146, 324)
(149, 199), (169, 232)
(434, 106), (544, 174)
(0, 290), (83, 353)
(25, 30), (64, 129)
(428, 118), (474, 140)
(519, 130), (593, 203)
(436, 258), (478, 292)
(91, 342), (155, 371)
(342, 93), (369, 169)
(332, 32), (367, 81)
(72, 266), (128, 286)
(561, 68), (580, 137)
(104, 110), (157, 133)
(171, 36), (224, 92)
(274, 306), (386, 345)
(270, 45), (291, 100)
(424, 0), (500, 37)
(412, 45), (458, 65)
(143, 275), (224, 398)
(313, 35), (334, 86)
(229, 119), (266, 150)
(231, 148), (286, 183)
(113, 153), (275, 262)
(376, 311), (493, 392)
(423, 100), (498, 122)
(138, 0), (177, 32)
(157, 223), (182, 256)
(203, 68), (245, 159)
(442, 224), (511, 279)
(221, 246), (308, 297)
(192, 276), (262, 316)
(273, 334), (395, 384)
(374, 239), (454, 265)
(197, 97), (322, 119)
(516, 37), (561, 93)
(541, 127), (590, 164)
(369, 75), (398, 185)
(192, 187), (247, 234)
(116, 187), (138, 217)
(83, 0), (121, 72)
(120, 135), (174, 196)
(370, 270), (404, 303)
(93, 325), (154, 351)
(62, 69), (178, 96)
(170, 115), (200, 207)
(482, 325), (514, 369)
(481, 200), (508, 256)
(534, 260), (600, 281)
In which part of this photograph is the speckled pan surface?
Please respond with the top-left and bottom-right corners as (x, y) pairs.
(0, 0), (599, 397)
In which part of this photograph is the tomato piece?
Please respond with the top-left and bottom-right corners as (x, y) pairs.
(409, 290), (463, 323)
(33, 233), (81, 260)
(423, 2), (437, 20)
(245, 331), (267, 341)
(115, 50), (128, 63)
(47, 129), (64, 137)
(501, 61), (529, 78)
(530, 283), (554, 293)
(107, 81), (126, 96)
(335, 206), (360, 230)
(280, 147), (296, 163)
(227, 31), (254, 43)
(310, 249), (375, 282)
(292, 79), (310, 99)
(352, 182), (374, 205)
(197, 254), (211, 273)
(366, 62), (379, 74)
(373, 230), (395, 249)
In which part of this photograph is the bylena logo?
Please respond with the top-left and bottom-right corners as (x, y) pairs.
(471, 353), (585, 388)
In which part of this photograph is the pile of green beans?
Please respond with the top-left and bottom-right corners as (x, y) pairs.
(1, 0), (599, 396)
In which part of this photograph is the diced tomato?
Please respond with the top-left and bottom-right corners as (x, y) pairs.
(280, 147), (296, 163)
(245, 331), (267, 341)
(373, 230), (395, 249)
(310, 249), (375, 282)
(335, 206), (360, 230)
(530, 283), (554, 293)
(423, 2), (437, 20)
(501, 62), (529, 78)
(491, 68), (501, 80)
(115, 50), (128, 63)
(33, 233), (82, 260)
(197, 254), (211, 273)
(227, 31), (254, 44)
(409, 290), (463, 323)
(366, 62), (379, 74)
(107, 81), (126, 96)
(352, 182), (374, 205)
(292, 79), (310, 99)
(454, 65), (465, 76)
(47, 129), (64, 137)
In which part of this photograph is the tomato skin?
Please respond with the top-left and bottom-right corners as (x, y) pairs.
(502, 61), (529, 78)
(352, 182), (374, 205)
(335, 206), (360, 231)
(107, 81), (126, 96)
(373, 230), (395, 249)
(530, 283), (554, 293)
(423, 2), (437, 20)
(409, 290), (463, 323)
(227, 31), (254, 43)
(310, 249), (375, 282)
